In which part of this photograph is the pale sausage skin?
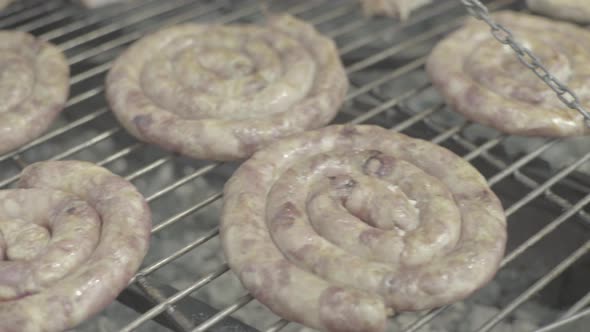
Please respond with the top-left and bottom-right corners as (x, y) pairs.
(0, 31), (69, 155)
(527, 0), (590, 23)
(106, 14), (348, 161)
(0, 161), (151, 332)
(221, 125), (507, 332)
(426, 11), (590, 137)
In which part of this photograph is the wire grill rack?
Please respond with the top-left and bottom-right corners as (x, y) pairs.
(1, 0), (589, 331)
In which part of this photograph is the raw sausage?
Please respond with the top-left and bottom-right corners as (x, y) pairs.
(426, 11), (590, 137)
(221, 125), (507, 332)
(106, 14), (348, 161)
(0, 31), (69, 154)
(0, 161), (151, 332)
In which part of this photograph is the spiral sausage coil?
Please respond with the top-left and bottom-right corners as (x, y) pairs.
(0, 161), (151, 332)
(427, 11), (590, 137)
(0, 31), (69, 155)
(106, 14), (348, 161)
(221, 125), (507, 332)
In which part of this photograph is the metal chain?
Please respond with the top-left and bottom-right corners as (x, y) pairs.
(460, 0), (590, 128)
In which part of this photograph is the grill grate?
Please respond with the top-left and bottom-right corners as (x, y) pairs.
(1, 0), (589, 331)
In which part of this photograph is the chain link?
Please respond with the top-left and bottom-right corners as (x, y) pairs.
(460, 0), (590, 128)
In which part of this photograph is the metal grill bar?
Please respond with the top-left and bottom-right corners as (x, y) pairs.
(265, 319), (289, 332)
(121, 264), (231, 332)
(339, 1), (460, 54)
(477, 240), (590, 332)
(535, 307), (590, 332)
(562, 291), (590, 319)
(95, 143), (143, 167)
(502, 193), (590, 268)
(144, 163), (220, 202)
(0, 1), (29, 17)
(39, 0), (162, 40)
(192, 294), (255, 332)
(18, 7), (75, 32)
(0, 0), (63, 28)
(125, 156), (173, 181)
(505, 153), (590, 216)
(59, 0), (202, 51)
(151, 192), (223, 234)
(137, 226), (220, 280)
(1, 0), (588, 331)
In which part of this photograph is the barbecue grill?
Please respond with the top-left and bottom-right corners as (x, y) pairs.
(1, 0), (589, 331)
